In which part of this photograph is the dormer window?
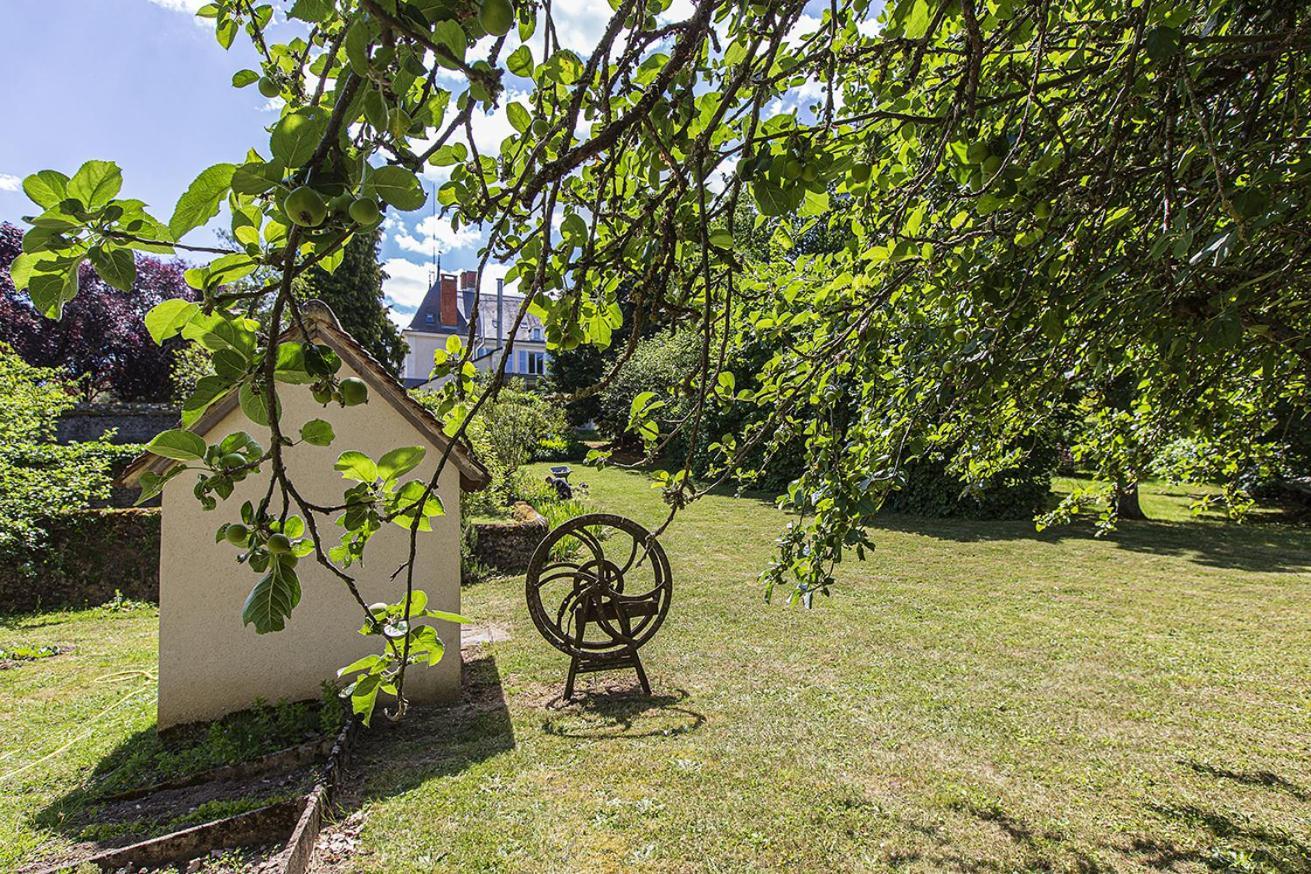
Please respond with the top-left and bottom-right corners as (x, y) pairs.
(531, 326), (542, 341)
(425, 312), (434, 325)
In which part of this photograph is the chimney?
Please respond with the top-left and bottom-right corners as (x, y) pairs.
(460, 270), (477, 291)
(440, 274), (458, 326)
(496, 278), (504, 346)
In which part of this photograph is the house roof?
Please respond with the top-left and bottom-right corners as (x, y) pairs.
(120, 300), (490, 491)
(405, 274), (543, 342)
(406, 273), (466, 333)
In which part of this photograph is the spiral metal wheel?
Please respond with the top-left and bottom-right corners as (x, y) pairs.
(525, 514), (672, 697)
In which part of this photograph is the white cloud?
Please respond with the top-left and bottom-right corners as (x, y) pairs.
(0, 174), (21, 193)
(145, 0), (206, 12)
(381, 257), (435, 312)
(547, 0), (615, 54)
(787, 14), (823, 47)
(417, 88), (528, 187)
(394, 214), (480, 257)
(379, 214), (403, 246)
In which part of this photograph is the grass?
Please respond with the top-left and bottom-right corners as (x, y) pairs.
(3, 467), (1309, 872)
(337, 464), (1311, 872)
(0, 600), (339, 869)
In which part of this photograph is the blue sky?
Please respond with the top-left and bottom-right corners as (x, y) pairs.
(1, 0), (874, 326)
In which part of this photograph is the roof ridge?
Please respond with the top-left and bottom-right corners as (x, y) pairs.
(119, 301), (489, 492)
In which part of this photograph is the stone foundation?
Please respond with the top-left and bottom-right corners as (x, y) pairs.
(470, 502), (548, 575)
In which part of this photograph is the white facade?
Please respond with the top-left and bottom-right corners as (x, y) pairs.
(401, 271), (550, 387)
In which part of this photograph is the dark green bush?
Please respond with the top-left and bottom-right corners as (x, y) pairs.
(883, 439), (1060, 520)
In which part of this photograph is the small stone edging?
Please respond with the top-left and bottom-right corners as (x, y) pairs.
(38, 718), (360, 873)
(277, 716), (359, 874)
(470, 501), (549, 575)
(99, 736), (335, 804)
(70, 799), (305, 873)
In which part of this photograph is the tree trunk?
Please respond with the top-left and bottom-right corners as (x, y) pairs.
(1115, 478), (1147, 520)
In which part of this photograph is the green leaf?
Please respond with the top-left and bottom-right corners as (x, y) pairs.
(506, 44), (534, 77)
(88, 246), (136, 292)
(270, 108), (329, 168)
(366, 166), (426, 211)
(231, 160), (284, 196)
(242, 561), (302, 633)
(66, 160), (122, 210)
(28, 259), (83, 320)
(231, 69), (260, 87)
(507, 102), (531, 134)
(1145, 26), (1182, 64)
(407, 625), (445, 666)
(136, 465), (184, 504)
(289, 0), (333, 22)
(751, 180), (793, 217)
(300, 418), (335, 446)
(390, 480), (444, 529)
(899, 0), (932, 39)
(432, 20), (467, 68)
(335, 450), (378, 483)
(272, 342), (313, 383)
(182, 375), (235, 426)
(21, 170), (70, 208)
(348, 672), (382, 724)
(169, 163), (236, 240)
(239, 381), (273, 426)
(378, 446), (425, 483)
(182, 312), (257, 358)
(8, 250), (58, 290)
(147, 429), (207, 462)
(336, 653), (383, 677)
(630, 390), (658, 419)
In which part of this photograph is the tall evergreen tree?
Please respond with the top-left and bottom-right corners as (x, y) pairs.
(296, 228), (405, 375)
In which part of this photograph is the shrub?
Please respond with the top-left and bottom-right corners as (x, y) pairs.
(1, 222), (196, 402)
(417, 379), (572, 511)
(532, 431), (587, 462)
(883, 438), (1060, 521)
(597, 329), (700, 440)
(0, 346), (121, 552)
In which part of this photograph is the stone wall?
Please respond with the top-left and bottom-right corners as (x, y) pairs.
(57, 402), (178, 445)
(469, 502), (548, 575)
(0, 509), (160, 613)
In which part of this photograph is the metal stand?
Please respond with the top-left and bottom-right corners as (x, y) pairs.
(524, 513), (673, 703)
(562, 596), (654, 700)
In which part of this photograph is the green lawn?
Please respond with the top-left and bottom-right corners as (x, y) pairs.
(0, 599), (338, 871)
(3, 469), (1310, 872)
(337, 467), (1311, 872)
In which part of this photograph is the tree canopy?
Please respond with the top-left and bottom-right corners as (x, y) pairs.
(0, 223), (195, 402)
(8, 0), (1308, 719)
(295, 226), (406, 374)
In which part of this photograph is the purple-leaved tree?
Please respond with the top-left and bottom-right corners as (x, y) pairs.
(0, 222), (196, 402)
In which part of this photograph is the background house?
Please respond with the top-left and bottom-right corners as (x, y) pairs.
(402, 270), (550, 388)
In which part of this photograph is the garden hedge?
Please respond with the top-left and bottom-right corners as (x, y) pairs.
(0, 508), (159, 613)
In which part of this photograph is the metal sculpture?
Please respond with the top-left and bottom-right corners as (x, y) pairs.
(525, 513), (672, 700)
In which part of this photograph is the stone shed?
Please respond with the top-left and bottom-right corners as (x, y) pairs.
(122, 302), (489, 728)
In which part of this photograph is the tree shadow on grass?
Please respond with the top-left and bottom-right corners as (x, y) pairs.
(1126, 802), (1311, 871)
(933, 797), (1116, 873)
(31, 696), (336, 855)
(1184, 760), (1310, 804)
(872, 513), (1311, 574)
(330, 652), (517, 808)
(539, 685), (705, 740)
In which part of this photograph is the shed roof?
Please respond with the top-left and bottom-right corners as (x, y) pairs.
(120, 300), (490, 491)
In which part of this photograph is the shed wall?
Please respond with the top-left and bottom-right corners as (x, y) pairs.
(156, 363), (462, 728)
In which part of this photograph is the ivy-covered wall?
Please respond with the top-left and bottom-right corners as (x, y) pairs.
(0, 508), (159, 613)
